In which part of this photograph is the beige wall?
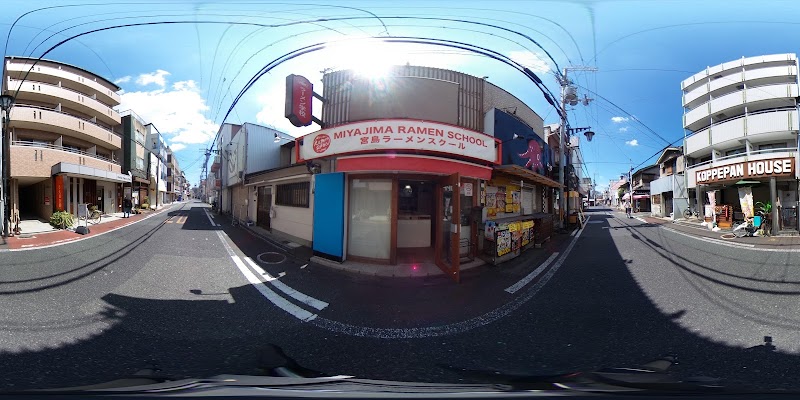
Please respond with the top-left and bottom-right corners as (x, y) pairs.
(10, 145), (121, 178)
(8, 78), (120, 126)
(10, 106), (121, 149)
(270, 178), (313, 245)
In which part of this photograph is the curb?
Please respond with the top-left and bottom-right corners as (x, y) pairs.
(0, 203), (182, 252)
(640, 216), (800, 252)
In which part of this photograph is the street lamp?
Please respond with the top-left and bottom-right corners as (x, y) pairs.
(274, 132), (295, 143)
(1, 93), (15, 237)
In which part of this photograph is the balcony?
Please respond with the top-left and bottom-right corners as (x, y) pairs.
(682, 53), (796, 91)
(5, 60), (120, 106)
(8, 78), (121, 126)
(10, 141), (121, 178)
(9, 105), (121, 150)
(684, 83), (797, 131)
(685, 108), (798, 157)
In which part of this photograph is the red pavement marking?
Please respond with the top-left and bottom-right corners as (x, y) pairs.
(5, 209), (171, 250)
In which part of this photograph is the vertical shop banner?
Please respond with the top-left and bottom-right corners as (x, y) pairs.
(285, 74), (313, 127)
(53, 176), (64, 211)
(738, 187), (754, 218)
(707, 190), (717, 218)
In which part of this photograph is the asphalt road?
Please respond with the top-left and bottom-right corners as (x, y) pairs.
(3, 203), (800, 390)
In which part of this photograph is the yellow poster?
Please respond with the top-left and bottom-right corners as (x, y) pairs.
(522, 220), (534, 229)
(505, 204), (514, 213)
(508, 222), (520, 232)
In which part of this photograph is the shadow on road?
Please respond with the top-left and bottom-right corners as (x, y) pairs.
(3, 208), (800, 390)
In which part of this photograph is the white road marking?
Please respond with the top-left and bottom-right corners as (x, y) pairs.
(215, 231), (318, 321)
(662, 227), (756, 249)
(204, 208), (219, 227)
(300, 264), (308, 269)
(504, 252), (560, 294)
(310, 215), (591, 339)
(635, 217), (647, 223)
(244, 257), (329, 311)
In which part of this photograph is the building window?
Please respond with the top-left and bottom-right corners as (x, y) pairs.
(276, 182), (310, 208)
(725, 147), (746, 156)
(136, 157), (145, 170)
(758, 142), (787, 151)
(135, 129), (144, 144)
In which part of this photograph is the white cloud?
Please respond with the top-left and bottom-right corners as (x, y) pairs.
(611, 116), (629, 123)
(619, 126), (629, 132)
(508, 50), (550, 72)
(117, 71), (218, 146)
(625, 139), (639, 146)
(170, 143), (187, 151)
(136, 69), (171, 87)
(114, 75), (131, 84)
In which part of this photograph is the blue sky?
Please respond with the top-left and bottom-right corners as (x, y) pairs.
(3, 0), (800, 188)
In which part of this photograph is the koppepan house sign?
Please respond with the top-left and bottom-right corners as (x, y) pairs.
(297, 119), (501, 163)
(695, 158), (795, 184)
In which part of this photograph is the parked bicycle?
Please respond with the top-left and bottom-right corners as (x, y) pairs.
(87, 204), (102, 224)
(732, 211), (771, 237)
(683, 206), (700, 219)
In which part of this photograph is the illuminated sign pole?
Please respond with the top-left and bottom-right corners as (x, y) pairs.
(285, 74), (325, 128)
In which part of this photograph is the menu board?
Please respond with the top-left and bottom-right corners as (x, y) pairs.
(496, 225), (511, 257)
(521, 220), (534, 246)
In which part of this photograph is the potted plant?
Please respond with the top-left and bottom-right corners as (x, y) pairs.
(49, 210), (74, 230)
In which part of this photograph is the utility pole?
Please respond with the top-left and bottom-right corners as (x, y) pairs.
(557, 66), (597, 229)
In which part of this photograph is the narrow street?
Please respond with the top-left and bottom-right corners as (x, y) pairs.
(3, 202), (800, 390)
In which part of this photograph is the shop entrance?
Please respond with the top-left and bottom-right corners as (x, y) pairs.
(396, 180), (435, 264)
(435, 173), (461, 282)
(257, 186), (271, 230)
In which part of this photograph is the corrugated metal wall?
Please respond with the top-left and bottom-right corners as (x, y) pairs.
(321, 65), (485, 131)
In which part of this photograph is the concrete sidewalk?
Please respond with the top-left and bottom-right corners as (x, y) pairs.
(0, 204), (179, 251)
(636, 212), (800, 248)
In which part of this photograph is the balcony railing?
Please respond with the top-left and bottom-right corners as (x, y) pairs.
(687, 147), (796, 168)
(8, 78), (120, 125)
(12, 140), (119, 164)
(685, 107), (798, 155)
(14, 103), (120, 137)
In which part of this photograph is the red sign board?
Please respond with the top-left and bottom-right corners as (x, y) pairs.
(285, 74), (313, 127)
(54, 176), (64, 211)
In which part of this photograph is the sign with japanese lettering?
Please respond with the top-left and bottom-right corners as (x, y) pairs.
(695, 157), (794, 184)
(297, 119), (500, 163)
(54, 176), (64, 210)
(285, 74), (313, 127)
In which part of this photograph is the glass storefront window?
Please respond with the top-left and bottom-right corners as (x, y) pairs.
(348, 179), (392, 260)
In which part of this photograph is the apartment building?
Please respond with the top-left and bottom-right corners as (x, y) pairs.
(4, 56), (128, 224)
(683, 53), (799, 232)
(146, 124), (168, 207)
(119, 111), (150, 208)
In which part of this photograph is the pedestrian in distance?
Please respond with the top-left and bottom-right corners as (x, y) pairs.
(624, 199), (632, 218)
(123, 197), (133, 218)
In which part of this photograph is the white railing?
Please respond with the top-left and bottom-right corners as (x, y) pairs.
(15, 103), (120, 137)
(11, 140), (119, 164)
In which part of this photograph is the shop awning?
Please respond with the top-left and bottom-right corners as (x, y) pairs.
(336, 154), (493, 180)
(52, 162), (131, 183)
(633, 194), (650, 200)
(492, 165), (563, 188)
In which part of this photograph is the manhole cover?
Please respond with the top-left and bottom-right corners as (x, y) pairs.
(257, 252), (286, 264)
(720, 233), (736, 239)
